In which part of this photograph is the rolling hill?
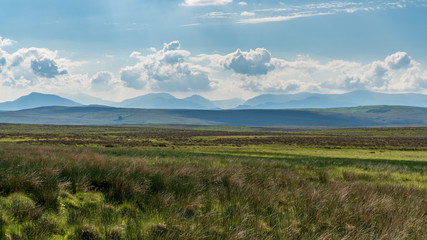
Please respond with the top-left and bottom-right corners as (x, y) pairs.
(240, 90), (427, 109)
(0, 105), (425, 126)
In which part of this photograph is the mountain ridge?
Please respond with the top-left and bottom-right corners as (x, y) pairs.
(1, 91), (427, 111)
(0, 92), (82, 111)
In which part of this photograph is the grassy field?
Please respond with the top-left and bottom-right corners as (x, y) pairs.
(0, 124), (426, 239)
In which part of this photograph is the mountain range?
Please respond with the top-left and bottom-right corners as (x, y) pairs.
(1, 90), (427, 111)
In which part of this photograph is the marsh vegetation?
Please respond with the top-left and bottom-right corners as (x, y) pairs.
(0, 124), (426, 239)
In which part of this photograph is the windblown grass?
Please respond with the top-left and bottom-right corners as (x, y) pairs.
(0, 142), (426, 239)
(0, 125), (426, 239)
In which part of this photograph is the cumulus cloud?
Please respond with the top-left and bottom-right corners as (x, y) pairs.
(385, 51), (412, 70)
(120, 67), (145, 89)
(0, 46), (93, 95)
(0, 36), (14, 48)
(0, 47), (71, 87)
(182, 0), (232, 7)
(91, 71), (117, 92)
(198, 48), (427, 94)
(238, 2), (247, 6)
(267, 51), (426, 93)
(328, 52), (421, 92)
(120, 41), (212, 92)
(1, 38), (426, 101)
(31, 59), (67, 78)
(221, 48), (274, 75)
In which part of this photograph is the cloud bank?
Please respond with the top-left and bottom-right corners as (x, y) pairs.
(239, 51), (426, 93)
(197, 49), (427, 94)
(0, 36), (426, 102)
(120, 41), (212, 92)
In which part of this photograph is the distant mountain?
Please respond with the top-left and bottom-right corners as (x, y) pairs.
(183, 95), (217, 109)
(2, 91), (427, 111)
(240, 90), (427, 109)
(0, 105), (426, 126)
(0, 92), (82, 111)
(117, 93), (206, 109)
(212, 98), (245, 109)
(340, 90), (427, 107)
(244, 93), (311, 107)
(59, 93), (118, 106)
(118, 93), (244, 109)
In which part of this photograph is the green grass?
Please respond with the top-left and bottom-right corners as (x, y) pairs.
(302, 127), (427, 137)
(0, 124), (426, 239)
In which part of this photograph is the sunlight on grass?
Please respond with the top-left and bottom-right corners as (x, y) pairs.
(188, 144), (427, 162)
(0, 125), (426, 239)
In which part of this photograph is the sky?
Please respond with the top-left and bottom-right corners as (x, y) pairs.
(0, 0), (427, 102)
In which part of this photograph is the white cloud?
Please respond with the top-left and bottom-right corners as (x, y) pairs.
(182, 0), (232, 7)
(0, 47), (70, 87)
(0, 36), (14, 48)
(182, 23), (201, 27)
(220, 48), (275, 75)
(385, 51), (413, 70)
(197, 12), (232, 19)
(1, 39), (426, 102)
(240, 11), (255, 17)
(204, 1), (414, 25)
(198, 49), (427, 94)
(238, 12), (332, 24)
(0, 46), (92, 95)
(120, 41), (212, 92)
(91, 71), (118, 92)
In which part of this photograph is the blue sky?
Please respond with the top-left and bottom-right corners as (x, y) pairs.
(0, 0), (427, 102)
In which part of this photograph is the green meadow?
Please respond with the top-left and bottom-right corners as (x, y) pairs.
(0, 124), (426, 239)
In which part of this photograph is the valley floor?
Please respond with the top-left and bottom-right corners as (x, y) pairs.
(0, 124), (426, 239)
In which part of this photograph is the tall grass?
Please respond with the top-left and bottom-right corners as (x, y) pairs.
(0, 143), (426, 239)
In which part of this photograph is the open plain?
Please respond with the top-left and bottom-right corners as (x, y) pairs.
(0, 124), (426, 239)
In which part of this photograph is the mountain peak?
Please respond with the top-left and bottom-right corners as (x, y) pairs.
(0, 92), (81, 111)
(183, 95), (216, 109)
(144, 93), (175, 99)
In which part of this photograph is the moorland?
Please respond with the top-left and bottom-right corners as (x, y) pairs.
(0, 105), (427, 126)
(0, 124), (426, 239)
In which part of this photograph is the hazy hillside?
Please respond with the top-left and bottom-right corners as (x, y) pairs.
(183, 95), (217, 109)
(212, 98), (245, 109)
(117, 93), (237, 109)
(116, 93), (208, 109)
(0, 92), (81, 111)
(2, 91), (427, 111)
(59, 93), (117, 106)
(241, 90), (427, 109)
(0, 105), (426, 126)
